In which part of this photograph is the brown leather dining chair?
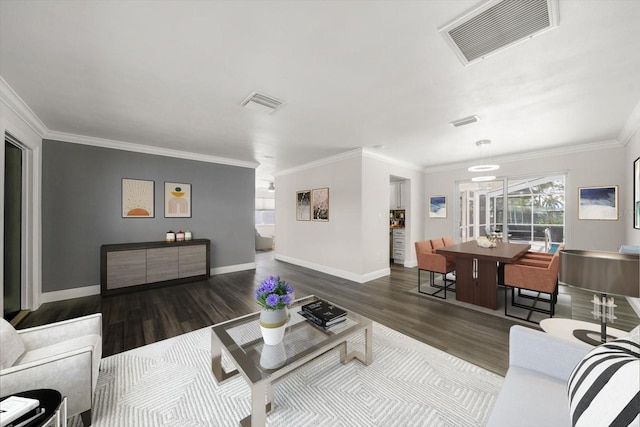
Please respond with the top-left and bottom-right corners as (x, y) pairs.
(415, 239), (456, 299)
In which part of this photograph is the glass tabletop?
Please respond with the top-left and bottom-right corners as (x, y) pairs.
(211, 295), (371, 385)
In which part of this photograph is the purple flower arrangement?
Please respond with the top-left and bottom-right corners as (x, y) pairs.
(255, 276), (294, 310)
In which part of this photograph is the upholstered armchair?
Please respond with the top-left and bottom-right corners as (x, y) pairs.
(415, 238), (456, 299)
(255, 229), (274, 251)
(0, 314), (102, 426)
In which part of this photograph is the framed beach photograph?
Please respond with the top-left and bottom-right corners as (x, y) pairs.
(635, 157), (640, 229)
(429, 196), (447, 218)
(296, 190), (311, 221)
(312, 187), (329, 221)
(122, 178), (154, 218)
(165, 182), (192, 218)
(578, 186), (618, 220)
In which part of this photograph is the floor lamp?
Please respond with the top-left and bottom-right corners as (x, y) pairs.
(559, 250), (639, 346)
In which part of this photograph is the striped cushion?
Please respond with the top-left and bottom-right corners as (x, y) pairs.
(567, 325), (640, 427)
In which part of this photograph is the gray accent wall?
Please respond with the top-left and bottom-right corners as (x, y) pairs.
(42, 139), (255, 292)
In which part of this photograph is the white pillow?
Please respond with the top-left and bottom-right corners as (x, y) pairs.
(0, 317), (25, 369)
(567, 325), (640, 427)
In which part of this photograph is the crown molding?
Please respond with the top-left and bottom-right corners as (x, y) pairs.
(276, 147), (423, 177)
(0, 75), (49, 137)
(361, 148), (423, 171)
(275, 148), (364, 177)
(618, 99), (640, 145)
(44, 130), (259, 169)
(424, 139), (624, 173)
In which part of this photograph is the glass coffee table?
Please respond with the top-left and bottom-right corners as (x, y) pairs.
(211, 295), (373, 426)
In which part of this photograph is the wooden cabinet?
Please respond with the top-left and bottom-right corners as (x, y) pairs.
(101, 239), (210, 296)
(106, 249), (147, 289)
(146, 247), (180, 283)
(178, 245), (207, 278)
(392, 228), (405, 264)
(390, 181), (408, 209)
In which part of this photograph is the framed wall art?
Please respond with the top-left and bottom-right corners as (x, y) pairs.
(635, 157), (640, 229)
(429, 196), (447, 219)
(578, 185), (618, 220)
(312, 188), (329, 221)
(165, 182), (192, 218)
(122, 178), (154, 218)
(296, 190), (311, 221)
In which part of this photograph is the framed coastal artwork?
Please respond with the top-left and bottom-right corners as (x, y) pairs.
(165, 182), (192, 218)
(122, 178), (154, 218)
(296, 190), (311, 221)
(312, 187), (329, 221)
(429, 196), (447, 218)
(578, 186), (618, 220)
(635, 157), (640, 229)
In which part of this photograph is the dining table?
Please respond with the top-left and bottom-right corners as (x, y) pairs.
(436, 240), (531, 309)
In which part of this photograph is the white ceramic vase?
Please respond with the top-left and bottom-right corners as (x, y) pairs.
(259, 307), (288, 345)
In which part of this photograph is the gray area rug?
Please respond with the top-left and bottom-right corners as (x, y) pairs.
(408, 275), (572, 325)
(69, 323), (503, 426)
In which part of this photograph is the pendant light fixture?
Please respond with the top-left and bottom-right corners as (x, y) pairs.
(469, 140), (499, 181)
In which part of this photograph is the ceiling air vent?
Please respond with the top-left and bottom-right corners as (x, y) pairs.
(449, 115), (480, 127)
(439, 0), (559, 66)
(241, 91), (285, 114)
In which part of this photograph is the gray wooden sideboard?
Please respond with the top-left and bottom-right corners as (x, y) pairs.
(100, 239), (210, 296)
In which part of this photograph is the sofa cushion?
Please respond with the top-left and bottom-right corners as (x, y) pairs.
(567, 325), (640, 427)
(0, 317), (25, 369)
(16, 334), (101, 365)
(487, 365), (572, 427)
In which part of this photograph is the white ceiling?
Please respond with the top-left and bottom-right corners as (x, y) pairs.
(1, 0), (640, 188)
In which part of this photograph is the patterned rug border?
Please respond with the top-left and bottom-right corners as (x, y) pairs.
(70, 322), (504, 427)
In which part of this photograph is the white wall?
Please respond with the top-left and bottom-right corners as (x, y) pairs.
(424, 145), (627, 252)
(625, 128), (640, 246)
(275, 152), (368, 281)
(274, 149), (424, 282)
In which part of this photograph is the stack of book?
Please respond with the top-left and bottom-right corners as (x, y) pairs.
(0, 396), (43, 427)
(299, 300), (347, 329)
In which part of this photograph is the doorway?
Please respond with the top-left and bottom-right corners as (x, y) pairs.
(390, 175), (409, 265)
(4, 135), (23, 320)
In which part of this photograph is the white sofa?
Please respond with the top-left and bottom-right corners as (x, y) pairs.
(486, 325), (591, 427)
(0, 314), (102, 426)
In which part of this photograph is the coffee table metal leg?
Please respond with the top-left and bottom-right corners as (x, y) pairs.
(339, 325), (373, 366)
(239, 382), (270, 427)
(211, 330), (238, 383)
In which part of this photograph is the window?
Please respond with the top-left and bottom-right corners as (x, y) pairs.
(457, 174), (565, 249)
(255, 197), (275, 226)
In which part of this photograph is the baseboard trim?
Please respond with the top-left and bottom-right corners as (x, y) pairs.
(274, 254), (390, 283)
(40, 285), (101, 303)
(210, 262), (256, 275)
(39, 262), (257, 304)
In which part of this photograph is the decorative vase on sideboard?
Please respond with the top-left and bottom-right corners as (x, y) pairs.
(259, 307), (288, 345)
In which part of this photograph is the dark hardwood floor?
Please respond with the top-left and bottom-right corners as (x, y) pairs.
(17, 251), (639, 376)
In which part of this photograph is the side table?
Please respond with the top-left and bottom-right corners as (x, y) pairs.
(0, 389), (66, 427)
(540, 318), (629, 347)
